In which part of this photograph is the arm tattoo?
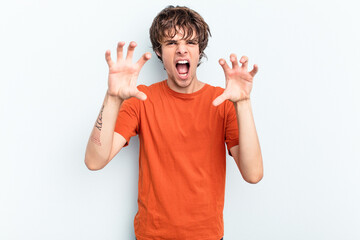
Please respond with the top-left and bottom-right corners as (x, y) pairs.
(90, 105), (104, 146)
(95, 105), (104, 131)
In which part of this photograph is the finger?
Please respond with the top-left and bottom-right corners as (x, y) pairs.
(105, 50), (113, 67)
(136, 52), (152, 69)
(230, 53), (239, 69)
(219, 58), (231, 73)
(126, 41), (137, 60)
(212, 92), (229, 106)
(240, 56), (249, 70)
(134, 90), (147, 101)
(249, 64), (259, 77)
(116, 41), (125, 61)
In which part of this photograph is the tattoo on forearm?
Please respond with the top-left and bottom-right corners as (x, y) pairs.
(95, 105), (104, 131)
(90, 105), (104, 146)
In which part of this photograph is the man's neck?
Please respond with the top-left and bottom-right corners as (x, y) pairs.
(166, 77), (205, 94)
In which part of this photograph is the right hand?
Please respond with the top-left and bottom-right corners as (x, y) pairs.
(105, 41), (151, 101)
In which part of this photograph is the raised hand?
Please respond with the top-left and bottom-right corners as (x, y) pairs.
(106, 41), (151, 101)
(212, 54), (258, 106)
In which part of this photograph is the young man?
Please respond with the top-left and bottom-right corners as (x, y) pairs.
(85, 6), (263, 240)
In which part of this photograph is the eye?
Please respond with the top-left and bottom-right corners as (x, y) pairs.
(166, 41), (176, 45)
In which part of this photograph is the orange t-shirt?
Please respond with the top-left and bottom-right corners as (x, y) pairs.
(115, 80), (239, 240)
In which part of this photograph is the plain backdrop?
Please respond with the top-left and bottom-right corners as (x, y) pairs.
(1, 0), (360, 239)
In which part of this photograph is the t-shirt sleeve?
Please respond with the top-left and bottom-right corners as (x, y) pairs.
(114, 96), (140, 147)
(225, 100), (239, 156)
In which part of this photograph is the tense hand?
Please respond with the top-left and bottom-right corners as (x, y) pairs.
(212, 54), (258, 106)
(105, 41), (151, 101)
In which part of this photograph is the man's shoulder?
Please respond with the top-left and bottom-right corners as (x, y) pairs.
(205, 83), (225, 95)
(207, 83), (224, 90)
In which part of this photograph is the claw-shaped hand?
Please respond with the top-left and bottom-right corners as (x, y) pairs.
(212, 54), (258, 106)
(106, 41), (151, 101)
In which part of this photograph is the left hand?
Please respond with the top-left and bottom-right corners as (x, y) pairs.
(212, 54), (258, 106)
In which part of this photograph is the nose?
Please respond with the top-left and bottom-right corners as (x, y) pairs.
(176, 43), (188, 55)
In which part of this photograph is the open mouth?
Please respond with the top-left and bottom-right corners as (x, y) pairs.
(176, 60), (190, 78)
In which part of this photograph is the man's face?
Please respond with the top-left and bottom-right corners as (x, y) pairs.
(157, 29), (200, 90)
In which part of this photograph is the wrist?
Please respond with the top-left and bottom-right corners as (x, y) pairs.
(106, 91), (124, 104)
(234, 98), (251, 109)
(235, 98), (250, 104)
(107, 90), (124, 100)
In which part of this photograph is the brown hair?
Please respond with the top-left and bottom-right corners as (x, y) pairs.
(149, 6), (211, 65)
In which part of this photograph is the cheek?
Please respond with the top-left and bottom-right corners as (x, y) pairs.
(163, 56), (172, 67)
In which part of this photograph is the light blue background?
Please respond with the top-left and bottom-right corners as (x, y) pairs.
(1, 0), (359, 239)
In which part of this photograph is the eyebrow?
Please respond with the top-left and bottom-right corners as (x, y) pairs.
(164, 40), (177, 44)
(163, 39), (198, 44)
(186, 39), (198, 43)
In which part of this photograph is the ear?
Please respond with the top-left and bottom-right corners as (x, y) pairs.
(155, 51), (161, 58)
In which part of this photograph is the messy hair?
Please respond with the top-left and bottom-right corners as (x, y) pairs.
(149, 6), (211, 66)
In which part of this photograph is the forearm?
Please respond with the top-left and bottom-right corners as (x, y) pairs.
(85, 92), (123, 169)
(234, 99), (263, 182)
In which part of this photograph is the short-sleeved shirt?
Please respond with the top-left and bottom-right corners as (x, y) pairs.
(115, 80), (239, 240)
